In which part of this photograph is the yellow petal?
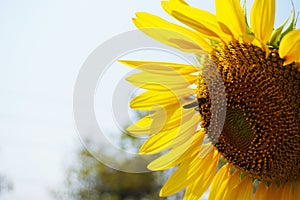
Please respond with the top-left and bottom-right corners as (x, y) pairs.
(126, 115), (152, 134)
(254, 183), (268, 200)
(130, 88), (193, 110)
(250, 0), (275, 42)
(241, 35), (270, 58)
(198, 143), (214, 158)
(234, 176), (253, 200)
(127, 105), (179, 135)
(133, 12), (212, 53)
(152, 106), (197, 132)
(140, 112), (199, 154)
(126, 71), (197, 91)
(127, 103), (185, 135)
(221, 170), (241, 200)
(182, 151), (219, 200)
(127, 105), (178, 134)
(208, 163), (231, 200)
(160, 150), (217, 197)
(161, 0), (232, 42)
(215, 0), (246, 39)
(265, 183), (279, 199)
(159, 156), (194, 196)
(119, 60), (198, 75)
(280, 182), (293, 200)
(147, 136), (194, 169)
(142, 106), (196, 135)
(148, 129), (205, 170)
(295, 59), (300, 68)
(293, 180), (300, 200)
(279, 29), (300, 65)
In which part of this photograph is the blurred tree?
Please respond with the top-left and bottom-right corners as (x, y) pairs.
(54, 110), (182, 200)
(56, 148), (166, 200)
(0, 174), (13, 196)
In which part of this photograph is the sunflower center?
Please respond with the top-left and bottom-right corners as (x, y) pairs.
(223, 107), (254, 150)
(196, 42), (300, 183)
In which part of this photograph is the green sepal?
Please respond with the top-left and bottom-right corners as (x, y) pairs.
(269, 15), (291, 48)
(242, 0), (254, 36)
(240, 172), (248, 181)
(269, 2), (296, 48)
(279, 3), (296, 42)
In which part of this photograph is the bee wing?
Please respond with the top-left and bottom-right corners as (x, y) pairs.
(183, 101), (198, 109)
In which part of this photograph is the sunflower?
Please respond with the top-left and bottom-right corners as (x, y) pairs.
(121, 0), (300, 199)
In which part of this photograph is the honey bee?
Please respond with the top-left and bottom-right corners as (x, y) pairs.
(183, 98), (208, 114)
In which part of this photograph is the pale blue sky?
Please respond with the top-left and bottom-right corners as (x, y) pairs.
(0, 0), (299, 199)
